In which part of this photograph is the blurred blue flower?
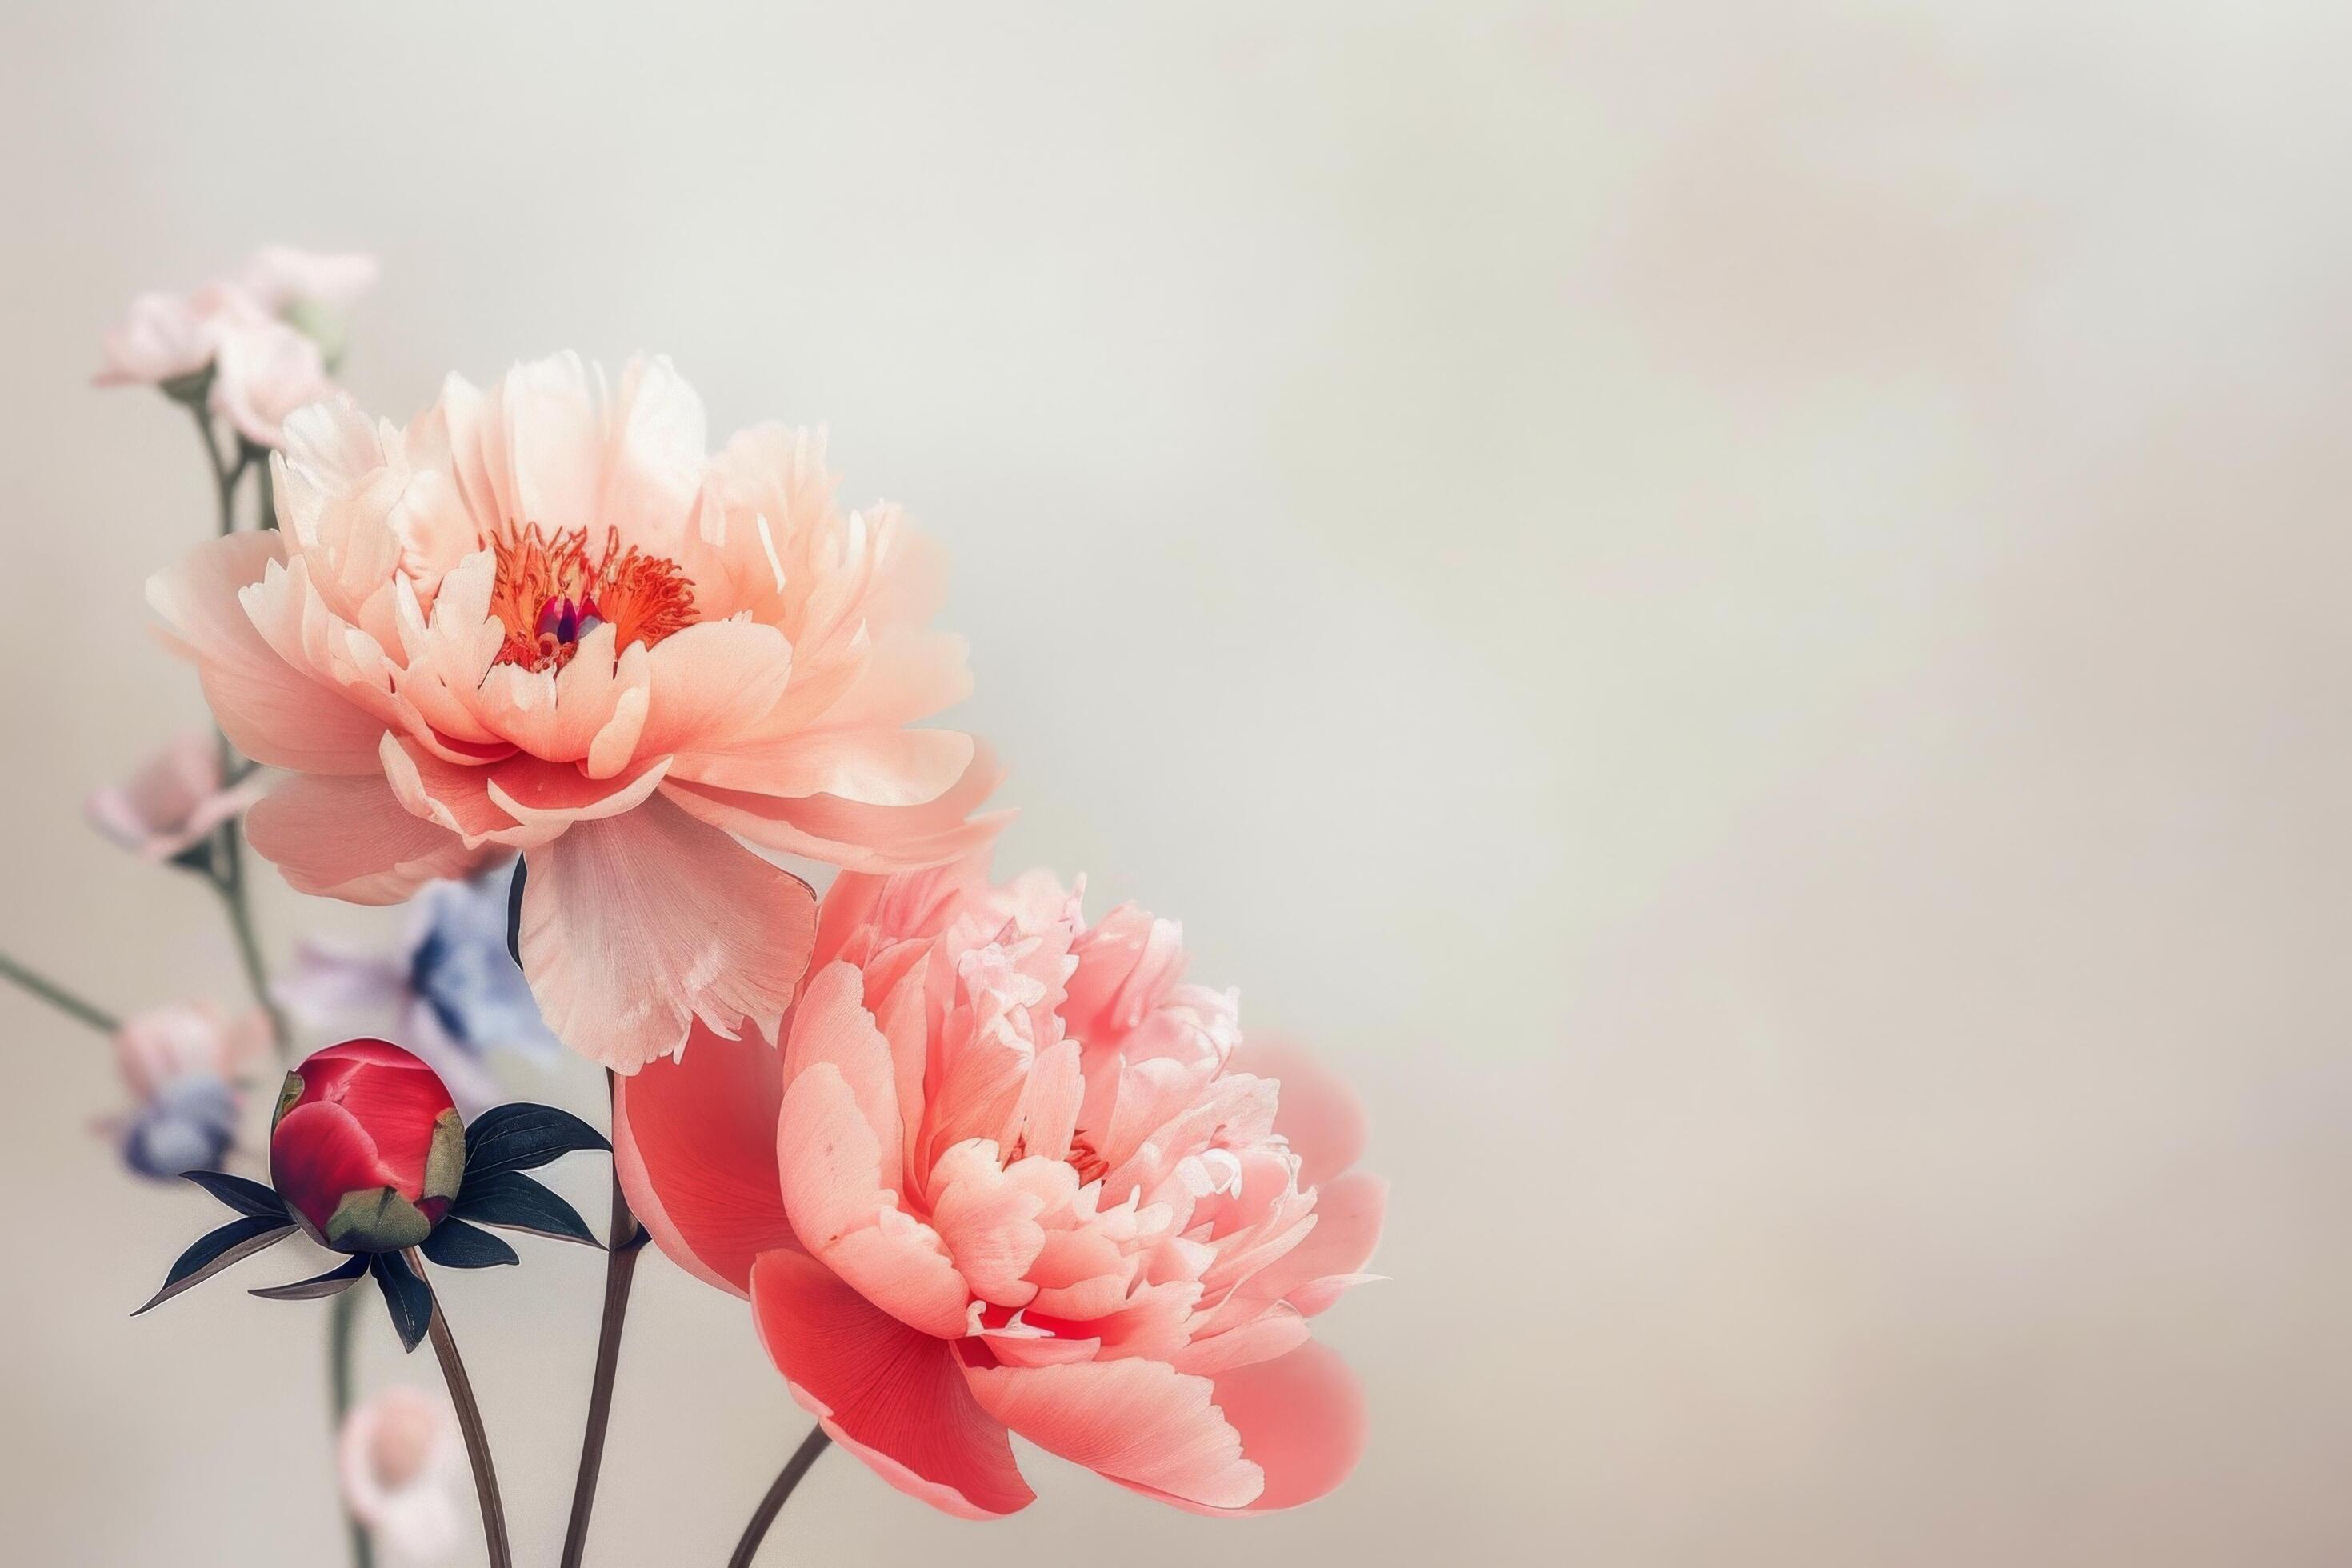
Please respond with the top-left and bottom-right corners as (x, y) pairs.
(277, 862), (558, 1114)
(120, 1075), (239, 1179)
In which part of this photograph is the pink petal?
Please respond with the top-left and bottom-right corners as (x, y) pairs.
(245, 774), (488, 905)
(777, 1062), (970, 1338)
(1136, 1341), (1368, 1516)
(962, 1355), (1263, 1511)
(612, 1022), (795, 1297)
(780, 963), (904, 1196)
(146, 532), (384, 774)
(1239, 1172), (1386, 1318)
(626, 620), (795, 764)
(517, 793), (815, 1071)
(750, 1249), (1032, 1519)
(1231, 1037), (1371, 1190)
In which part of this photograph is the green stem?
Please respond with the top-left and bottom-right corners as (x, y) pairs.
(0, 950), (119, 1034)
(206, 826), (291, 1057)
(328, 1290), (376, 1568)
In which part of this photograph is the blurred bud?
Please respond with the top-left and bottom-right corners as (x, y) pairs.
(270, 1040), (463, 1254)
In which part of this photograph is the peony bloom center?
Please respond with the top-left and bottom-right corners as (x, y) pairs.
(487, 525), (697, 670)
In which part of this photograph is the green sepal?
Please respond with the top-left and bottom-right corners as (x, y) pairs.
(325, 1186), (434, 1252)
(370, 1251), (434, 1353)
(422, 1108), (466, 1203)
(270, 1072), (304, 1133)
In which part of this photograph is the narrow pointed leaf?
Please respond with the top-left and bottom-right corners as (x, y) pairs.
(421, 1218), (521, 1270)
(180, 1169), (288, 1220)
(505, 858), (526, 967)
(134, 1217), (295, 1314)
(250, 1253), (369, 1301)
(461, 1102), (610, 1179)
(370, 1252), (435, 1353)
(450, 1170), (600, 1246)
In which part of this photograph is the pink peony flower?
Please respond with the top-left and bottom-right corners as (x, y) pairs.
(85, 731), (264, 861)
(209, 318), (336, 447)
(338, 1385), (464, 1562)
(236, 246), (379, 314)
(114, 1000), (271, 1102)
(94, 283), (269, 390)
(102, 1001), (272, 1179)
(146, 354), (1000, 1071)
(615, 858), (1382, 1518)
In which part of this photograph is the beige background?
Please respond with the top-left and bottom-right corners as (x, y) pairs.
(5, 2), (2350, 1563)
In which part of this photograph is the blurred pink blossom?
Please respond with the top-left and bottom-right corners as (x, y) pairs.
(338, 1385), (464, 1562)
(84, 732), (262, 862)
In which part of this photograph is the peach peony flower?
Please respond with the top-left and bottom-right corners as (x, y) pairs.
(147, 354), (1000, 1071)
(338, 1385), (464, 1562)
(615, 858), (1382, 1517)
(85, 731), (264, 861)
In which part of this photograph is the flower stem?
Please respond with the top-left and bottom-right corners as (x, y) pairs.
(558, 1070), (644, 1568)
(206, 826), (292, 1056)
(406, 1250), (513, 1568)
(0, 950), (119, 1034)
(726, 1426), (832, 1568)
(328, 1288), (377, 1568)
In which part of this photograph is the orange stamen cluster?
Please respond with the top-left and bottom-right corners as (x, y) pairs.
(487, 526), (698, 670)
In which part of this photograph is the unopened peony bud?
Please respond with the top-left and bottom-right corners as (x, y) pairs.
(270, 1040), (464, 1254)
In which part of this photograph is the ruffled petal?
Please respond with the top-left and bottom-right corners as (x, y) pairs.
(612, 1022), (794, 1297)
(146, 532), (384, 774)
(1232, 1038), (1371, 1190)
(245, 774), (489, 905)
(749, 1249), (1032, 1519)
(1134, 1341), (1367, 1516)
(517, 793), (815, 1071)
(776, 1063), (969, 1337)
(661, 741), (1006, 874)
(961, 1355), (1262, 1511)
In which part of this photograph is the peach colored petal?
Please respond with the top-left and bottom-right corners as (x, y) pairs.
(1236, 1172), (1386, 1318)
(670, 727), (974, 808)
(962, 1356), (1263, 1511)
(661, 742), (1008, 874)
(629, 619), (794, 766)
(244, 774), (488, 906)
(613, 1022), (794, 1297)
(1128, 1341), (1367, 1516)
(750, 1249), (1032, 1519)
(146, 533), (384, 775)
(517, 792), (814, 1071)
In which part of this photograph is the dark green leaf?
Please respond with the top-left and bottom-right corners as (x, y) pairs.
(370, 1252), (435, 1353)
(133, 1216), (295, 1315)
(180, 1169), (287, 1220)
(462, 1102), (610, 1180)
(250, 1253), (368, 1301)
(450, 1170), (600, 1246)
(422, 1218), (520, 1270)
(506, 858), (526, 967)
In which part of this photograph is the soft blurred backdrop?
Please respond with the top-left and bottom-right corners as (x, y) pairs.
(6, 2), (2350, 1563)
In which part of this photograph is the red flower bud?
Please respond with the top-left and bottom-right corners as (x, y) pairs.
(270, 1040), (464, 1254)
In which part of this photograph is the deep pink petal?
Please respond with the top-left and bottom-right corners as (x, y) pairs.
(750, 1248), (1033, 1519)
(613, 1023), (796, 1297)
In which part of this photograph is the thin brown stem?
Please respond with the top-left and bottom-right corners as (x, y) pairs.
(558, 1070), (644, 1568)
(406, 1250), (513, 1568)
(726, 1426), (832, 1568)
